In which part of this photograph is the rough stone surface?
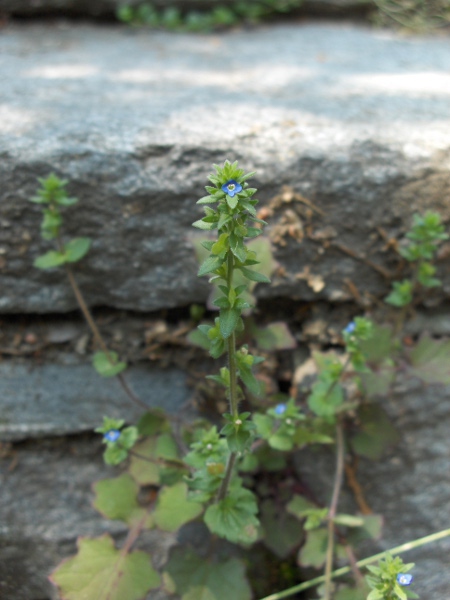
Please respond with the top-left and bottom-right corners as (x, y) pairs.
(1, 22), (450, 314)
(0, 436), (176, 600)
(294, 377), (450, 597)
(0, 356), (191, 441)
(1, 0), (370, 19)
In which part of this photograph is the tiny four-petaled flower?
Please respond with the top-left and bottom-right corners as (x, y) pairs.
(222, 180), (243, 197)
(274, 403), (287, 416)
(104, 429), (121, 443)
(343, 321), (356, 335)
(397, 573), (413, 586)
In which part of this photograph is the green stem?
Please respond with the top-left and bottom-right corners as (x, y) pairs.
(258, 528), (450, 600)
(216, 251), (240, 501)
(56, 235), (149, 411)
(324, 420), (345, 600)
(216, 451), (237, 502)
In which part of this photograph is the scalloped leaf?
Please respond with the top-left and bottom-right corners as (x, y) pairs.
(50, 535), (160, 600)
(297, 528), (328, 568)
(260, 499), (304, 558)
(92, 474), (152, 528)
(204, 486), (259, 544)
(153, 482), (203, 532)
(409, 335), (450, 385)
(164, 547), (251, 600)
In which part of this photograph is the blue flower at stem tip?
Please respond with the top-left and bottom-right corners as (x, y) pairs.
(222, 180), (243, 197)
(274, 403), (287, 416)
(104, 429), (121, 443)
(397, 573), (413, 586)
(343, 321), (356, 335)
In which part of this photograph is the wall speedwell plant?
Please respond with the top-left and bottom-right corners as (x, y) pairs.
(28, 163), (450, 600)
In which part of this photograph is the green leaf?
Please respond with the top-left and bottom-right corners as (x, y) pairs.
(64, 237), (91, 263)
(260, 499), (304, 558)
(350, 404), (399, 460)
(129, 434), (180, 486)
(34, 250), (67, 269)
(93, 474), (152, 528)
(332, 514), (364, 527)
(153, 482), (203, 532)
(297, 528), (328, 568)
(137, 410), (169, 436)
(358, 325), (395, 365)
(286, 494), (315, 520)
(227, 194), (239, 209)
(92, 351), (127, 378)
(198, 255), (224, 277)
(253, 413), (273, 439)
(192, 219), (217, 230)
(308, 380), (344, 417)
(164, 548), (251, 600)
(238, 363), (263, 396)
(219, 307), (240, 339)
(204, 486), (259, 544)
(385, 280), (413, 307)
(50, 535), (160, 600)
(409, 335), (450, 385)
(252, 321), (297, 351)
(239, 266), (270, 283)
(347, 514), (383, 546)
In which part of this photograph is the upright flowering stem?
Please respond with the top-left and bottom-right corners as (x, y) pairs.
(217, 253), (239, 501)
(226, 252), (239, 420)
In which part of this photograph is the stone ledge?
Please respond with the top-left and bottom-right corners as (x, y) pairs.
(1, 22), (450, 315)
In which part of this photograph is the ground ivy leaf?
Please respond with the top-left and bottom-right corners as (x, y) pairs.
(50, 534), (160, 600)
(153, 482), (203, 532)
(297, 528), (328, 568)
(92, 474), (152, 528)
(204, 487), (259, 544)
(129, 439), (159, 485)
(350, 404), (399, 460)
(409, 335), (450, 385)
(260, 499), (304, 558)
(164, 547), (251, 600)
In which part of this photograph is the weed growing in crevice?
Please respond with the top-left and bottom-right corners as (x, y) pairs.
(28, 163), (450, 600)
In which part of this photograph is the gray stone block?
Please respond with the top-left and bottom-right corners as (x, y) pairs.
(0, 357), (191, 441)
(1, 22), (450, 314)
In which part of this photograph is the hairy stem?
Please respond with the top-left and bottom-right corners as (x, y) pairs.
(324, 420), (345, 600)
(216, 451), (237, 502)
(216, 250), (240, 501)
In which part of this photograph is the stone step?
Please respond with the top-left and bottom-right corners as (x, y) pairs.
(1, 22), (450, 314)
(0, 357), (191, 441)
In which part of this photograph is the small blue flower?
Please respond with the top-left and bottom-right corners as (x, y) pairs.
(397, 573), (413, 586)
(104, 429), (121, 443)
(343, 321), (356, 335)
(222, 180), (243, 198)
(274, 403), (287, 416)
